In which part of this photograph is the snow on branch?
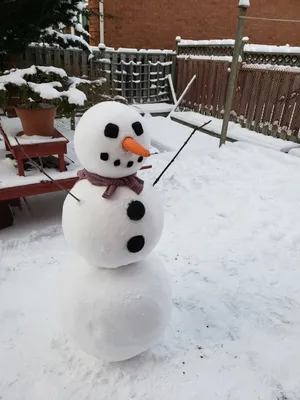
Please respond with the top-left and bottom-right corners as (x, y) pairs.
(0, 65), (90, 106)
(76, 1), (88, 11)
(74, 23), (90, 37)
(43, 28), (93, 54)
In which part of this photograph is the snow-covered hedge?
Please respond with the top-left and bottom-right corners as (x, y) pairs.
(0, 65), (106, 116)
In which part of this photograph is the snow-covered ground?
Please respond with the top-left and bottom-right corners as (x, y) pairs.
(1, 116), (300, 400)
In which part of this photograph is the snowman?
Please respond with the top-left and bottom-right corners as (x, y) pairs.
(61, 101), (172, 362)
(62, 101), (164, 268)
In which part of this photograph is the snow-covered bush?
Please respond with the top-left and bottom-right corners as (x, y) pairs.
(0, 66), (107, 116)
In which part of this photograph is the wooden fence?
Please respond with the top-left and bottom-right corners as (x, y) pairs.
(15, 45), (176, 104)
(176, 39), (300, 142)
(13, 41), (300, 141)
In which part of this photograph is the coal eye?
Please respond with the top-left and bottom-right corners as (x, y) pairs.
(105, 123), (119, 138)
(132, 121), (144, 136)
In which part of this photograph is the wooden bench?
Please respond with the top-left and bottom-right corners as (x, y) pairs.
(0, 124), (68, 177)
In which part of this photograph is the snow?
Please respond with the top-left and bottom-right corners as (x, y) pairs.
(28, 81), (63, 99)
(73, 101), (151, 179)
(177, 38), (300, 55)
(60, 254), (172, 362)
(64, 87), (86, 105)
(0, 67), (87, 106)
(177, 54), (234, 62)
(2, 114), (300, 398)
(149, 60), (173, 66)
(95, 46), (175, 54)
(116, 48), (175, 54)
(0, 66), (68, 91)
(0, 118), (79, 188)
(243, 64), (300, 72)
(69, 76), (106, 87)
(178, 39), (235, 46)
(44, 28), (93, 53)
(63, 179), (164, 267)
(239, 0), (250, 7)
(144, 114), (219, 153)
(244, 43), (300, 54)
(76, 1), (88, 11)
(74, 23), (90, 37)
(0, 117), (65, 146)
(172, 111), (298, 152)
(28, 82), (86, 105)
(287, 147), (300, 158)
(37, 66), (68, 78)
(98, 58), (111, 64)
(0, 66), (37, 90)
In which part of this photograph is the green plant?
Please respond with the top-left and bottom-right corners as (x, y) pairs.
(0, 0), (92, 70)
(0, 65), (109, 117)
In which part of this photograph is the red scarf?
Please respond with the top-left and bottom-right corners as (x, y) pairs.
(77, 169), (144, 199)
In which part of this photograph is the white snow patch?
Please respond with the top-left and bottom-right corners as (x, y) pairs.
(74, 23), (90, 37)
(76, 1), (88, 11)
(0, 66), (37, 90)
(34, 66), (68, 78)
(28, 81), (63, 100)
(68, 76), (106, 87)
(172, 111), (293, 151)
(243, 64), (300, 72)
(239, 0), (250, 7)
(178, 39), (235, 46)
(245, 43), (300, 54)
(44, 28), (93, 53)
(177, 54), (235, 62)
(1, 119), (300, 399)
(0, 66), (67, 91)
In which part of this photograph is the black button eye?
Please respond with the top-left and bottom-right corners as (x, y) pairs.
(105, 123), (119, 138)
(132, 121), (144, 136)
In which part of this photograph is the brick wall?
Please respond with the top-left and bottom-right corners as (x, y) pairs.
(88, 0), (100, 46)
(97, 0), (300, 50)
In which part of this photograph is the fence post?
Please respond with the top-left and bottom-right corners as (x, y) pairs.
(172, 36), (181, 101)
(219, 1), (250, 147)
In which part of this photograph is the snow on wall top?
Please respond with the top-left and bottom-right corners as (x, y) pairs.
(239, 0), (250, 7)
(178, 39), (235, 46)
(177, 38), (300, 54)
(94, 45), (175, 54)
(244, 44), (300, 54)
(177, 54), (237, 62)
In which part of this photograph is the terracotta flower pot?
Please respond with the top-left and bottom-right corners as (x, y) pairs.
(14, 103), (57, 137)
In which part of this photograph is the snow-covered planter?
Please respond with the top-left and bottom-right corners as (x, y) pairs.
(0, 65), (106, 136)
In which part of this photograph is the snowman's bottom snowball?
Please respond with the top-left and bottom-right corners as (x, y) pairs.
(60, 253), (172, 362)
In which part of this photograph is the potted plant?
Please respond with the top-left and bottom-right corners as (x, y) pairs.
(0, 65), (97, 136)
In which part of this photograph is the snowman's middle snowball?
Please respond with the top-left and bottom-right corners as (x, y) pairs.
(62, 180), (164, 268)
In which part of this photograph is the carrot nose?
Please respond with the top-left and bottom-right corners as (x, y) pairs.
(122, 137), (150, 157)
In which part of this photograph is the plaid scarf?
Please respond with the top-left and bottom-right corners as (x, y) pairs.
(77, 169), (144, 199)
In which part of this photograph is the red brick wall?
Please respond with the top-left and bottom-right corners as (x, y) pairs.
(88, 0), (100, 46)
(100, 0), (300, 50)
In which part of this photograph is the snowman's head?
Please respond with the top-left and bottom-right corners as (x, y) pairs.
(74, 101), (151, 178)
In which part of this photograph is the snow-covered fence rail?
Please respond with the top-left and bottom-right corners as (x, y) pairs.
(176, 38), (300, 142)
(16, 45), (176, 104)
(177, 38), (300, 68)
(93, 45), (176, 104)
